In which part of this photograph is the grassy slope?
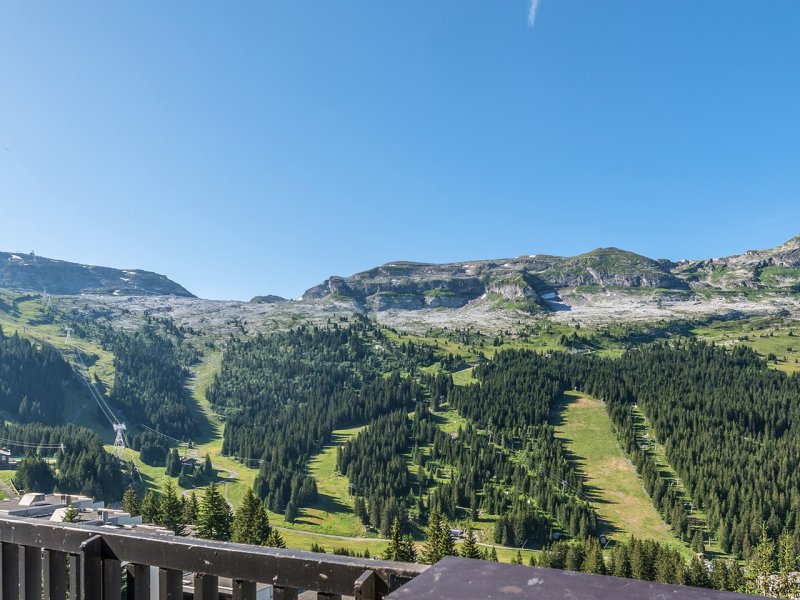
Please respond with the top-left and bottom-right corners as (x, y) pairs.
(692, 319), (800, 375)
(0, 292), (115, 441)
(553, 392), (686, 553)
(297, 424), (366, 536)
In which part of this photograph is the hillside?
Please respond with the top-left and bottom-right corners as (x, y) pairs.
(0, 251), (193, 297)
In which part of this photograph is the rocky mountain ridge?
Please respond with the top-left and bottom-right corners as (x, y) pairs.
(0, 251), (194, 297)
(301, 236), (800, 312)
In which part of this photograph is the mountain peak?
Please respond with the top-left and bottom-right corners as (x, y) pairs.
(0, 251), (194, 297)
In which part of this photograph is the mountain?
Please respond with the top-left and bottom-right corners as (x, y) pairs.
(301, 247), (687, 312)
(674, 234), (800, 290)
(0, 251), (194, 297)
(301, 235), (800, 312)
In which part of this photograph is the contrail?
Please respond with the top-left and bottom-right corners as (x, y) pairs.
(528, 0), (541, 28)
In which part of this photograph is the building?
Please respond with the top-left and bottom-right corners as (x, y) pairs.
(0, 492), (100, 518)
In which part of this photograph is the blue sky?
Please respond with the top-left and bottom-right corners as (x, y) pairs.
(1, 2), (799, 300)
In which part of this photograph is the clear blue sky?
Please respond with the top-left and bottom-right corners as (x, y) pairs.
(2, 2), (799, 300)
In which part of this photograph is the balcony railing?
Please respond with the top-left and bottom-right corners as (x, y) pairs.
(0, 515), (766, 599)
(0, 515), (426, 599)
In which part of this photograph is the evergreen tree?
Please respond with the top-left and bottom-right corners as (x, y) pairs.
(686, 556), (710, 589)
(122, 485), (140, 516)
(233, 488), (271, 546)
(284, 500), (299, 524)
(710, 559), (729, 591)
(14, 455), (55, 493)
(421, 510), (456, 564)
(776, 532), (797, 598)
(183, 490), (199, 525)
(581, 538), (606, 575)
(384, 517), (417, 562)
(489, 546), (499, 562)
(691, 529), (706, 554)
(268, 530), (286, 549)
(62, 505), (80, 523)
(726, 560), (745, 593)
(165, 448), (181, 477)
(565, 544), (585, 572)
(141, 490), (161, 524)
(197, 482), (232, 541)
(159, 480), (186, 535)
(460, 524), (482, 560)
(203, 454), (213, 478)
(746, 526), (775, 595)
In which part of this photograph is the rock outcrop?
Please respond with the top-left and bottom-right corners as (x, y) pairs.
(298, 236), (800, 313)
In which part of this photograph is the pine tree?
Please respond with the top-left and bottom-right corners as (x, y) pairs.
(183, 490), (199, 524)
(62, 505), (80, 523)
(203, 453), (213, 478)
(710, 559), (729, 591)
(746, 526), (775, 595)
(460, 524), (482, 560)
(691, 529), (706, 553)
(776, 532), (797, 598)
(686, 556), (710, 589)
(159, 480), (186, 535)
(384, 517), (417, 562)
(421, 510), (455, 564)
(512, 551), (523, 565)
(581, 538), (606, 575)
(141, 490), (161, 524)
(565, 544), (585, 572)
(726, 560), (745, 593)
(197, 482), (232, 541)
(233, 488), (272, 545)
(489, 546), (499, 562)
(268, 530), (286, 549)
(122, 485), (140, 516)
(165, 448), (181, 477)
(284, 500), (299, 524)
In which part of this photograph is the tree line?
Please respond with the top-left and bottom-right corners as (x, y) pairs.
(0, 327), (74, 424)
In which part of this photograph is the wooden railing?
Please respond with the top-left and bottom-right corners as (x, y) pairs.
(0, 515), (426, 599)
(0, 516), (767, 599)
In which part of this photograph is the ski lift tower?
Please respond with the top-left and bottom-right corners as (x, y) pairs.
(113, 423), (127, 460)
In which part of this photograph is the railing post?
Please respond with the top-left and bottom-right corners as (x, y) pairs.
(158, 568), (183, 600)
(273, 586), (299, 600)
(1, 542), (20, 600)
(354, 570), (388, 600)
(126, 564), (151, 600)
(80, 536), (104, 600)
(193, 574), (218, 600)
(103, 558), (122, 600)
(232, 579), (257, 600)
(43, 550), (68, 600)
(68, 554), (81, 600)
(22, 546), (43, 600)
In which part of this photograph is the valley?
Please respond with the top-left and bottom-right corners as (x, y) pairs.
(1, 236), (800, 589)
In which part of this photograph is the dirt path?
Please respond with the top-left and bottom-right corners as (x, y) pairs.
(272, 526), (387, 543)
(0, 479), (18, 499)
